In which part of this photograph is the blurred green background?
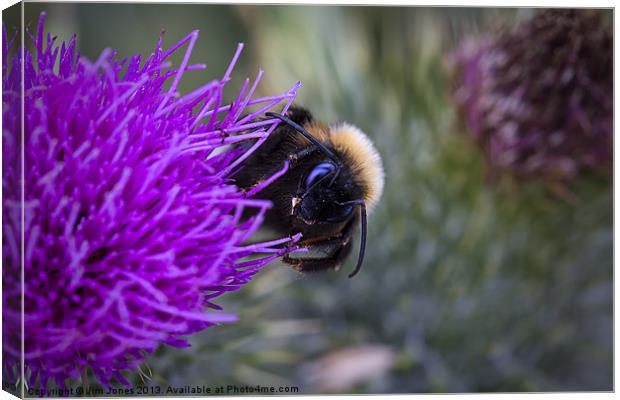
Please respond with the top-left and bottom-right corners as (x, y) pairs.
(19, 3), (612, 393)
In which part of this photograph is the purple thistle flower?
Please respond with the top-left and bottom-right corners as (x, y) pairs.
(2, 13), (300, 388)
(452, 9), (612, 183)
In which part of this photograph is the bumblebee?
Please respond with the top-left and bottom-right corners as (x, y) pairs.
(234, 106), (384, 277)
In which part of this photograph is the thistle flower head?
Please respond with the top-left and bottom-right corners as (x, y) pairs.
(2, 13), (299, 388)
(452, 9), (612, 182)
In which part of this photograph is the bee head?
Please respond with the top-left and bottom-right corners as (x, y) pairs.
(295, 162), (360, 225)
(267, 112), (369, 278)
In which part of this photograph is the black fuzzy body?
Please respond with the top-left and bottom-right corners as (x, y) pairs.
(233, 107), (363, 272)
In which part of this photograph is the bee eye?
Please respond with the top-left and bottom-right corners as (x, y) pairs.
(305, 163), (335, 189)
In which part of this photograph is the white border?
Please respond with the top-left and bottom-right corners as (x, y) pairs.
(0, 2), (615, 400)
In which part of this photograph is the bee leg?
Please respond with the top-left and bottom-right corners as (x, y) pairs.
(283, 218), (357, 273)
(283, 236), (354, 273)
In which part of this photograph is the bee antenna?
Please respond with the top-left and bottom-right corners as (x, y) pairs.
(337, 200), (367, 278)
(266, 112), (340, 165)
(349, 202), (367, 278)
